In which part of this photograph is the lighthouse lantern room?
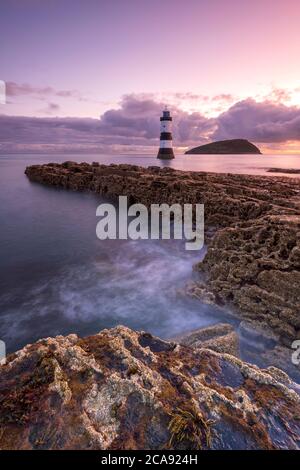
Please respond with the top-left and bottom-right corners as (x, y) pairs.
(157, 108), (175, 159)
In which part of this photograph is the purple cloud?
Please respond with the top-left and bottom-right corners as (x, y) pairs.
(40, 102), (61, 115)
(1, 94), (300, 154)
(214, 98), (300, 143)
(6, 82), (80, 99)
(98, 95), (215, 143)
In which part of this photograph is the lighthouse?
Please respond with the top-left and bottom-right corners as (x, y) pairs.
(157, 108), (175, 159)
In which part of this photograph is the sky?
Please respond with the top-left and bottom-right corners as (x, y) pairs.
(1, 0), (300, 154)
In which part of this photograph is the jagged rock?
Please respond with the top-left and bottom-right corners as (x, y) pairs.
(185, 139), (261, 154)
(25, 163), (300, 231)
(195, 215), (300, 345)
(0, 326), (300, 450)
(25, 163), (300, 346)
(171, 323), (240, 357)
(184, 280), (217, 305)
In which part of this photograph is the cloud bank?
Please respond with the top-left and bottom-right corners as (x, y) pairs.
(1, 94), (300, 154)
(214, 99), (300, 143)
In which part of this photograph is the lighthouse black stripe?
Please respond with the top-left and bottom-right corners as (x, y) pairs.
(160, 132), (172, 140)
(160, 116), (172, 121)
(157, 148), (175, 158)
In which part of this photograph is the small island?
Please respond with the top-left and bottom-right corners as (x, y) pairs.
(185, 138), (261, 154)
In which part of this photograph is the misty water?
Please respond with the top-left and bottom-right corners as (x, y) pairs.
(0, 153), (300, 357)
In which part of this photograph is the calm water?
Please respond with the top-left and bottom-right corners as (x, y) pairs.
(0, 153), (299, 355)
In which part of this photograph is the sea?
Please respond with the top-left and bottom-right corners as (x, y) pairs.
(0, 153), (299, 358)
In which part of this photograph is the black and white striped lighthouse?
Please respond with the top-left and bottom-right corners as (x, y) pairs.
(157, 108), (175, 159)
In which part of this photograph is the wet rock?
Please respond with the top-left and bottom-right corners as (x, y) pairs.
(138, 332), (176, 353)
(239, 321), (278, 351)
(184, 280), (217, 305)
(171, 323), (240, 357)
(0, 326), (300, 450)
(239, 321), (300, 384)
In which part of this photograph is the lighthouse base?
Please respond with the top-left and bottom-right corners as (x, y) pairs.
(157, 148), (175, 159)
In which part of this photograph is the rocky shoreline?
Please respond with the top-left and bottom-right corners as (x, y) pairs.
(1, 326), (300, 449)
(25, 162), (300, 350)
(0, 161), (299, 449)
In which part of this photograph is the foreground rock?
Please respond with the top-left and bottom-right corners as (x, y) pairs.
(25, 162), (300, 347)
(185, 139), (261, 154)
(0, 326), (300, 450)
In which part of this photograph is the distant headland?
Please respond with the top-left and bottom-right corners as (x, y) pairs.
(185, 139), (261, 155)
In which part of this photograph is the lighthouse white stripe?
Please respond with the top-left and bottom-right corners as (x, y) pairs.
(160, 121), (172, 132)
(160, 140), (173, 149)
